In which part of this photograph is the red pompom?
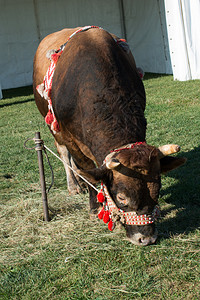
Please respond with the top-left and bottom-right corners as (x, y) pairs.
(98, 208), (105, 220)
(117, 38), (127, 43)
(45, 111), (54, 125)
(97, 192), (105, 203)
(139, 71), (143, 79)
(103, 210), (110, 223)
(52, 120), (60, 132)
(51, 51), (62, 64)
(108, 220), (115, 231)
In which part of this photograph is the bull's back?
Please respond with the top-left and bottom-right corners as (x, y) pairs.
(33, 27), (138, 118)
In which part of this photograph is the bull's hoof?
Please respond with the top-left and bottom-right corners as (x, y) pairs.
(68, 186), (82, 195)
(68, 182), (88, 195)
(68, 183), (88, 195)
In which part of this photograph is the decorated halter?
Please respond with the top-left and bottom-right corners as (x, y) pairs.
(36, 25), (130, 134)
(96, 142), (160, 231)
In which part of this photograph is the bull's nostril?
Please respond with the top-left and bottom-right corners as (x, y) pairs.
(129, 231), (158, 246)
(138, 237), (150, 246)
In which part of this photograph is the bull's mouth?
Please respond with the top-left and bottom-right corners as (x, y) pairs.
(127, 228), (158, 246)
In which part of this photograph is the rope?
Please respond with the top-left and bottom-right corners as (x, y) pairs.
(44, 145), (99, 192)
(43, 147), (54, 193)
(24, 137), (98, 192)
(24, 137), (37, 150)
(58, 26), (103, 53)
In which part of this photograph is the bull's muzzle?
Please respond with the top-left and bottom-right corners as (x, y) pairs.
(126, 226), (158, 246)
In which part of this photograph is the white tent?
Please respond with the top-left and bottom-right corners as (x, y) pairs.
(0, 0), (200, 90)
(165, 0), (200, 81)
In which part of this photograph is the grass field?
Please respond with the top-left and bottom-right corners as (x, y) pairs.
(0, 74), (199, 299)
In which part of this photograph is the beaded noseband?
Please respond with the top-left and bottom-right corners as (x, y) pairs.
(97, 183), (160, 231)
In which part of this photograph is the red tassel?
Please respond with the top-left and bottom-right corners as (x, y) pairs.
(108, 220), (115, 231)
(97, 192), (105, 203)
(51, 51), (62, 64)
(103, 211), (110, 223)
(117, 38), (127, 43)
(98, 208), (105, 220)
(52, 120), (60, 132)
(45, 111), (54, 125)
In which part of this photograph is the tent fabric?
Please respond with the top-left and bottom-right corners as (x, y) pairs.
(124, 0), (172, 74)
(0, 0), (38, 89)
(164, 0), (200, 81)
(1, 0), (123, 89)
(0, 0), (199, 90)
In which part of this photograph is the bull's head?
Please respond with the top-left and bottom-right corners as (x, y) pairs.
(81, 144), (186, 246)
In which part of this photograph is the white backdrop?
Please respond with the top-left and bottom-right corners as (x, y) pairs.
(0, 0), (199, 90)
(0, 0), (123, 89)
(0, 0), (38, 89)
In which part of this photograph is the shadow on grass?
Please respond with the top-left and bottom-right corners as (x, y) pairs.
(0, 85), (34, 108)
(2, 85), (33, 98)
(158, 146), (200, 239)
(0, 97), (34, 108)
(143, 72), (172, 81)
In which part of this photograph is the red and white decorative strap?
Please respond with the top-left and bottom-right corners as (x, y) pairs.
(97, 182), (115, 231)
(111, 142), (146, 153)
(36, 26), (102, 133)
(36, 51), (62, 133)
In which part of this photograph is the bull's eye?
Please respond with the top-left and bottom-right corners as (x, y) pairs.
(117, 193), (129, 205)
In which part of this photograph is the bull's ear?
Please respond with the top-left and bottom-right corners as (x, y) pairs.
(78, 165), (109, 184)
(160, 156), (187, 173)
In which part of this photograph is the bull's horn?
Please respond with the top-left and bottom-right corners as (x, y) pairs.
(158, 144), (180, 159)
(106, 158), (121, 170)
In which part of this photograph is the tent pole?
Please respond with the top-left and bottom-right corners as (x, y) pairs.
(35, 132), (50, 221)
(0, 83), (2, 100)
(119, 0), (127, 40)
(33, 0), (41, 42)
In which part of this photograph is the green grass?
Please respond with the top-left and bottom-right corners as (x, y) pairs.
(0, 75), (200, 299)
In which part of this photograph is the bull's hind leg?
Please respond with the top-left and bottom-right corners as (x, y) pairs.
(55, 142), (86, 195)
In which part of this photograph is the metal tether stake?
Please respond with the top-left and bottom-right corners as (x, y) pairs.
(34, 132), (50, 221)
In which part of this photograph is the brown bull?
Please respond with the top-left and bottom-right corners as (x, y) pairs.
(33, 27), (186, 246)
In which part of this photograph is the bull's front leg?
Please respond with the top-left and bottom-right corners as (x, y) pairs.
(88, 185), (101, 217)
(55, 140), (101, 217)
